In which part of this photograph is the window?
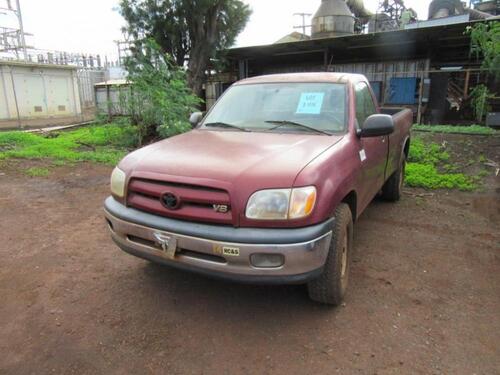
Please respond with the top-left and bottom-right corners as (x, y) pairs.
(355, 82), (377, 128)
(202, 83), (347, 133)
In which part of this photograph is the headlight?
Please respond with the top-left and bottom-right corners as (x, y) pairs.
(110, 167), (126, 198)
(245, 186), (316, 220)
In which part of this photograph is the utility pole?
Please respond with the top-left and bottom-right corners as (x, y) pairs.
(293, 13), (312, 39)
(15, 0), (27, 61)
(0, 0), (28, 61)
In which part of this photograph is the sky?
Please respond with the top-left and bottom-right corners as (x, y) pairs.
(0, 0), (433, 61)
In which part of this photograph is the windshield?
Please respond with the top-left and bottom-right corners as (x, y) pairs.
(202, 83), (347, 134)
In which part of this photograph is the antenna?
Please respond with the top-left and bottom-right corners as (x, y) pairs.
(293, 13), (312, 38)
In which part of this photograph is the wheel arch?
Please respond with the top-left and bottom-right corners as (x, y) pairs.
(403, 137), (411, 159)
(341, 190), (357, 223)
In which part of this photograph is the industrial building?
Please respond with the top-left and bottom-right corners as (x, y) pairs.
(207, 0), (499, 124)
(0, 61), (86, 129)
(0, 0), (117, 129)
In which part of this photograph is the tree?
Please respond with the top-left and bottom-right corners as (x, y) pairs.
(467, 21), (500, 81)
(124, 39), (201, 144)
(120, 0), (251, 97)
(466, 21), (499, 123)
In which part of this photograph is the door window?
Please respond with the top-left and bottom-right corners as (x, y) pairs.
(355, 82), (377, 128)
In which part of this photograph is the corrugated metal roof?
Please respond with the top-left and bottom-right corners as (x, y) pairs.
(227, 18), (492, 62)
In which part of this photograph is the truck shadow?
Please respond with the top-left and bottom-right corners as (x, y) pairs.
(131, 229), (368, 319)
(114, 202), (389, 329)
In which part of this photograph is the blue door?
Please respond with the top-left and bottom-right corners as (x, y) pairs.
(388, 77), (418, 105)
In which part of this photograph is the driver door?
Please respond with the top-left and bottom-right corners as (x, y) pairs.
(354, 81), (388, 211)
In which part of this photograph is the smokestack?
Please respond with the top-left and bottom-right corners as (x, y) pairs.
(312, 0), (355, 39)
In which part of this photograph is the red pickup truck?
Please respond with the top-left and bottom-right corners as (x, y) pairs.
(104, 73), (412, 305)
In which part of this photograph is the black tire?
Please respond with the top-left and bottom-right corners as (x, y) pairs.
(381, 158), (406, 202)
(307, 203), (353, 306)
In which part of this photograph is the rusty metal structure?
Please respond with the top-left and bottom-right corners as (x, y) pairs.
(311, 0), (356, 38)
(429, 0), (494, 19)
(368, 0), (418, 32)
(473, 0), (500, 16)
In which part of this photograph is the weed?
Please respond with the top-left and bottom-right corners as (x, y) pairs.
(407, 137), (476, 191)
(25, 167), (50, 177)
(406, 163), (475, 191)
(413, 124), (498, 136)
(0, 123), (138, 166)
(52, 160), (67, 166)
(477, 170), (490, 178)
(408, 138), (449, 164)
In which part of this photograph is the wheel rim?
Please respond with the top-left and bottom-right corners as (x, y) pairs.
(340, 233), (348, 278)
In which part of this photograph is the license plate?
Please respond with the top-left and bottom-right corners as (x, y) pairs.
(153, 232), (178, 260)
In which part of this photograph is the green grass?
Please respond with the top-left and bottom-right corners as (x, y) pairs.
(408, 138), (450, 165)
(25, 167), (50, 177)
(413, 124), (499, 136)
(407, 138), (476, 191)
(405, 163), (475, 190)
(0, 124), (139, 166)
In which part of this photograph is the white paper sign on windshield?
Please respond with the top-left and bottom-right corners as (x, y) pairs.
(296, 93), (325, 115)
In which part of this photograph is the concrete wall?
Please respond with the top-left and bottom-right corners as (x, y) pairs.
(0, 62), (84, 129)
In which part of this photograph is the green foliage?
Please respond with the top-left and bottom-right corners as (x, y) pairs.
(406, 138), (475, 191)
(412, 124), (498, 135)
(408, 138), (450, 165)
(470, 85), (494, 123)
(467, 22), (500, 80)
(125, 39), (201, 143)
(25, 167), (50, 177)
(119, 0), (251, 95)
(0, 124), (138, 166)
(405, 163), (475, 191)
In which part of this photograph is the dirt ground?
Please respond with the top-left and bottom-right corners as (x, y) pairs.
(0, 134), (499, 375)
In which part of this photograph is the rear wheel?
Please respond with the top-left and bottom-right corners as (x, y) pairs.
(381, 157), (406, 202)
(307, 203), (353, 306)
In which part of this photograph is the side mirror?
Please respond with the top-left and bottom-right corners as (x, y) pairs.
(189, 112), (203, 127)
(358, 114), (394, 138)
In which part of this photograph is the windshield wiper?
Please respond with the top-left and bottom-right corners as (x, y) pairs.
(265, 120), (331, 135)
(204, 122), (251, 132)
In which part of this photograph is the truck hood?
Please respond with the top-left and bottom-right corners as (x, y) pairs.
(121, 129), (344, 188)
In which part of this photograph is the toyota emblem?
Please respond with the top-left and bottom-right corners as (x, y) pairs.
(161, 192), (180, 210)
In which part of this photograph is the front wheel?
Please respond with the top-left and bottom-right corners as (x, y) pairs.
(307, 203), (353, 306)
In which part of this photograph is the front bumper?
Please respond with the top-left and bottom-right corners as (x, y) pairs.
(104, 197), (333, 284)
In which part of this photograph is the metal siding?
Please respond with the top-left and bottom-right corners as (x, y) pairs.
(0, 63), (84, 128)
(95, 85), (130, 115)
(96, 87), (108, 112)
(329, 59), (427, 104)
(45, 75), (74, 116)
(0, 68), (10, 119)
(77, 70), (104, 109)
(13, 72), (47, 118)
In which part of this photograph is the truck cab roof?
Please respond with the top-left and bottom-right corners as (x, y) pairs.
(235, 72), (367, 86)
